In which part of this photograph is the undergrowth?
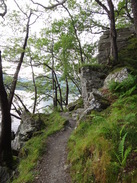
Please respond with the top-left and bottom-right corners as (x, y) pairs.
(12, 112), (66, 183)
(68, 72), (137, 183)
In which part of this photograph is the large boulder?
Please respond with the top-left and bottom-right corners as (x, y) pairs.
(103, 67), (129, 89)
(12, 111), (44, 151)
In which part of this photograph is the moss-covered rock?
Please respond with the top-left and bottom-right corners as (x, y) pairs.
(67, 97), (84, 111)
(103, 67), (129, 89)
(12, 111), (46, 151)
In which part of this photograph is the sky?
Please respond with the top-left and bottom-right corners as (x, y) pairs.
(0, 0), (66, 78)
(0, 0), (105, 78)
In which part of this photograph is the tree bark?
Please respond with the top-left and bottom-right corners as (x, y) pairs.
(0, 51), (12, 167)
(30, 57), (37, 114)
(95, 0), (118, 64)
(65, 77), (69, 106)
(131, 0), (137, 35)
(107, 0), (118, 64)
(51, 38), (57, 108)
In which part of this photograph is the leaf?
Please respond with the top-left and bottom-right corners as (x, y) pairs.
(118, 133), (127, 161)
(122, 146), (132, 167)
(114, 151), (121, 165)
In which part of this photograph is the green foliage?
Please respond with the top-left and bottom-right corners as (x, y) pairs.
(115, 0), (132, 29)
(109, 74), (137, 97)
(68, 92), (137, 183)
(12, 112), (66, 183)
(114, 133), (132, 168)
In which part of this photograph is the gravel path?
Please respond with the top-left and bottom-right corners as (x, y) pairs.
(33, 112), (76, 183)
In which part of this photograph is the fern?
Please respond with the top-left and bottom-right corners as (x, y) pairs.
(109, 74), (137, 97)
(120, 85), (137, 98)
(121, 146), (132, 167)
(119, 125), (126, 139)
(119, 133), (127, 161)
(114, 133), (132, 168)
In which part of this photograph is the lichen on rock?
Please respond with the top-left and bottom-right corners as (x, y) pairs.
(12, 111), (44, 151)
(103, 67), (129, 89)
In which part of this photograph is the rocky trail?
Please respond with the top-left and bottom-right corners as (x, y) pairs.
(33, 112), (76, 183)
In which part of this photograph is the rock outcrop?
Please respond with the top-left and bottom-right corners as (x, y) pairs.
(12, 111), (44, 151)
(80, 65), (107, 108)
(103, 67), (129, 89)
(98, 27), (135, 64)
(78, 66), (130, 125)
(78, 27), (134, 124)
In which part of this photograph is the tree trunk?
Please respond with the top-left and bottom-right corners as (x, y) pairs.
(0, 51), (12, 167)
(8, 12), (31, 108)
(131, 0), (137, 35)
(43, 62), (63, 111)
(30, 57), (37, 114)
(54, 83), (58, 107)
(107, 0), (118, 64)
(65, 77), (69, 106)
(95, 0), (118, 65)
(51, 38), (57, 108)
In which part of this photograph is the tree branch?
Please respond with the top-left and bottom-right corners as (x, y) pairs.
(95, 0), (110, 15)
(8, 11), (32, 108)
(14, 0), (28, 17)
(0, 0), (7, 17)
(10, 113), (21, 120)
(57, 0), (84, 63)
(125, 0), (134, 22)
(30, 0), (67, 10)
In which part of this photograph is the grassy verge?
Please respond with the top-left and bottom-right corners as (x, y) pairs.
(68, 76), (137, 182)
(12, 112), (66, 183)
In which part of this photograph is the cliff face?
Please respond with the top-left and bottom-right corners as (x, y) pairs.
(80, 66), (129, 114)
(80, 66), (107, 108)
(80, 27), (136, 110)
(97, 27), (135, 64)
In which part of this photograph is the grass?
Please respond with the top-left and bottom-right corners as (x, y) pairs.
(11, 112), (66, 183)
(68, 81), (137, 182)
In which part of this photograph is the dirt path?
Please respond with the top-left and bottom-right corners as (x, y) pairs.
(33, 112), (76, 183)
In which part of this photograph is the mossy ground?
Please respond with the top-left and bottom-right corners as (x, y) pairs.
(11, 112), (66, 183)
(68, 72), (137, 183)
